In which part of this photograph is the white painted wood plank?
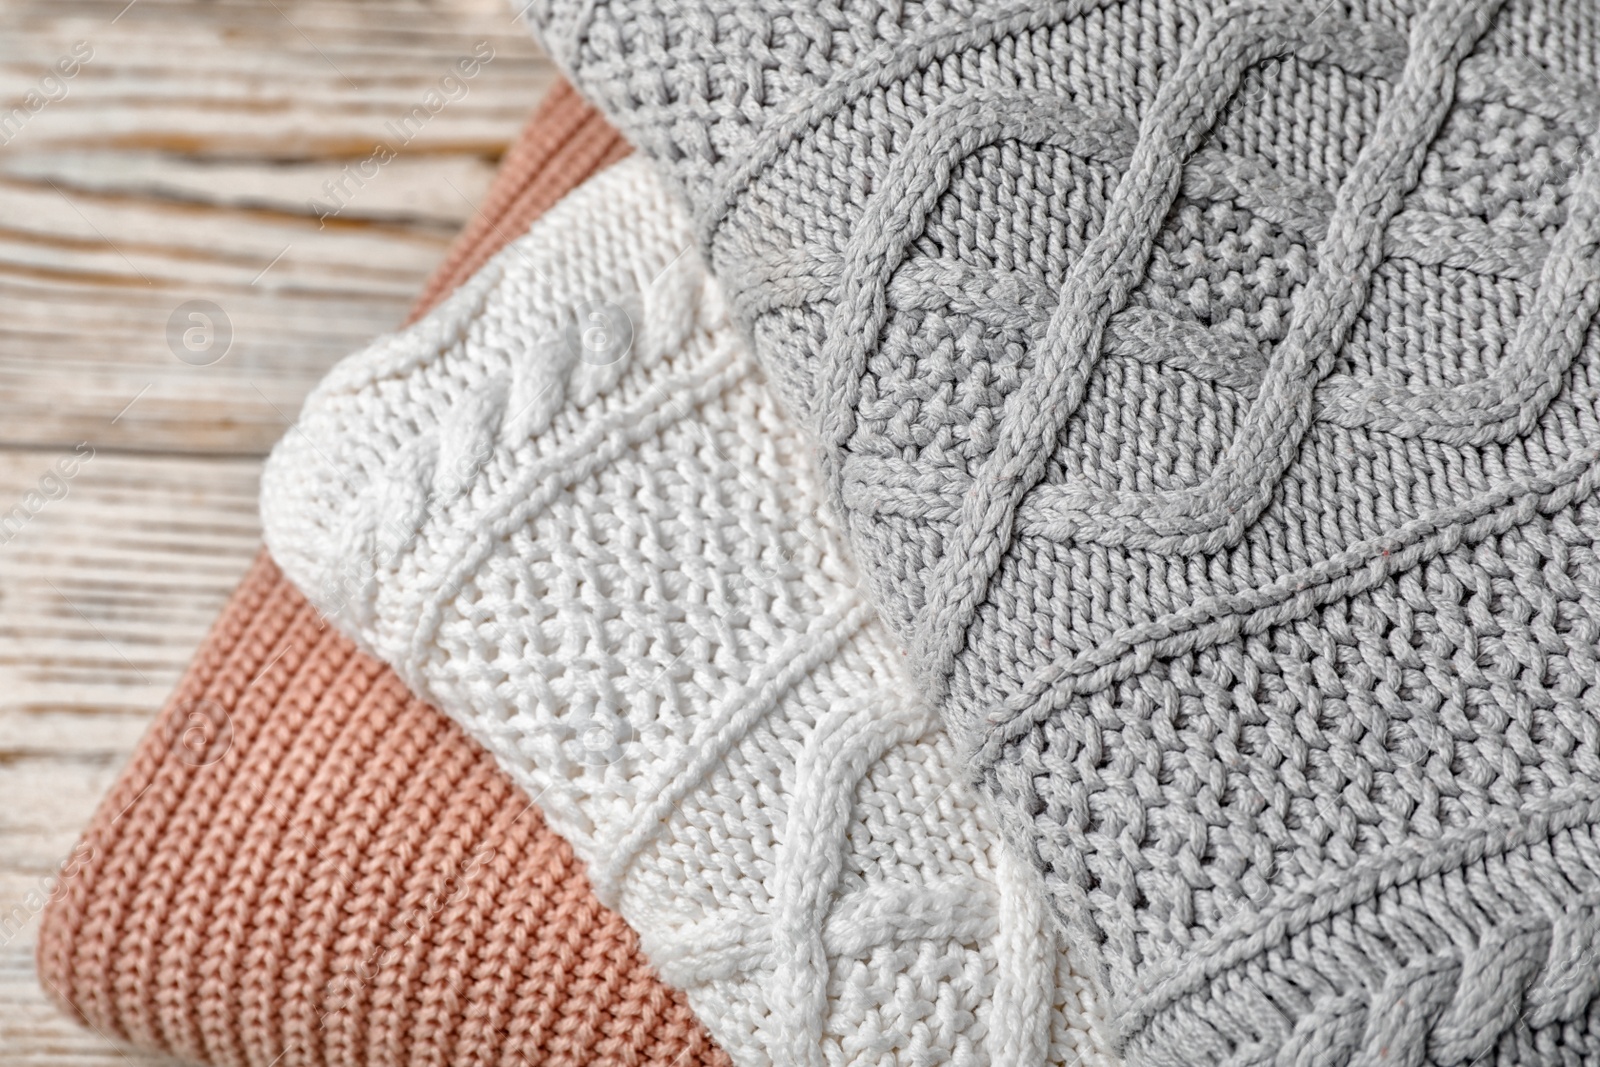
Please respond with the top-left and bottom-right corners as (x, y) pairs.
(0, 447), (265, 1066)
(0, 0), (558, 1055)
(0, 0), (554, 454)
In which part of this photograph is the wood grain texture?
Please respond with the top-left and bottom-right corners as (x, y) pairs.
(0, 1), (553, 1061)
(1, 0), (551, 456)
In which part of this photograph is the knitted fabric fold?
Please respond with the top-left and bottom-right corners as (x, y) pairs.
(505, 1), (1600, 1063)
(261, 154), (1117, 1067)
(36, 557), (723, 1067)
(34, 83), (724, 1067)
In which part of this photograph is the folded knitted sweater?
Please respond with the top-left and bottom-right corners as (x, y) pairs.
(506, 1), (1600, 1063)
(261, 156), (1115, 1067)
(37, 87), (724, 1067)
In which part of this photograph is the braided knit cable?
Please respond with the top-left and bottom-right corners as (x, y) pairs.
(510, 0), (1600, 1062)
(261, 157), (1117, 1067)
(36, 85), (722, 1067)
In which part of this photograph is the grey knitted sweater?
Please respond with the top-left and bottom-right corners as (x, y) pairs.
(519, 0), (1600, 1062)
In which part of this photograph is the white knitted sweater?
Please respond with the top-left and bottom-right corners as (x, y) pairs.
(260, 157), (1115, 1067)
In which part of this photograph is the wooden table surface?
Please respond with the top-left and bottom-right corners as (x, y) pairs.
(0, 2), (552, 1060)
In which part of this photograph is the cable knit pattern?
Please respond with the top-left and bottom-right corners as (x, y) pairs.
(506, 0), (1600, 1063)
(37, 90), (720, 1067)
(261, 156), (1116, 1067)
(36, 558), (726, 1067)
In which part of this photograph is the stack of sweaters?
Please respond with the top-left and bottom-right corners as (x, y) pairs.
(40, 1), (1600, 1064)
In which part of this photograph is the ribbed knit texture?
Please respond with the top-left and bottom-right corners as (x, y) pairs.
(36, 555), (723, 1067)
(410, 81), (631, 316)
(508, 2), (1600, 1064)
(261, 155), (1117, 1067)
(35, 85), (725, 1067)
